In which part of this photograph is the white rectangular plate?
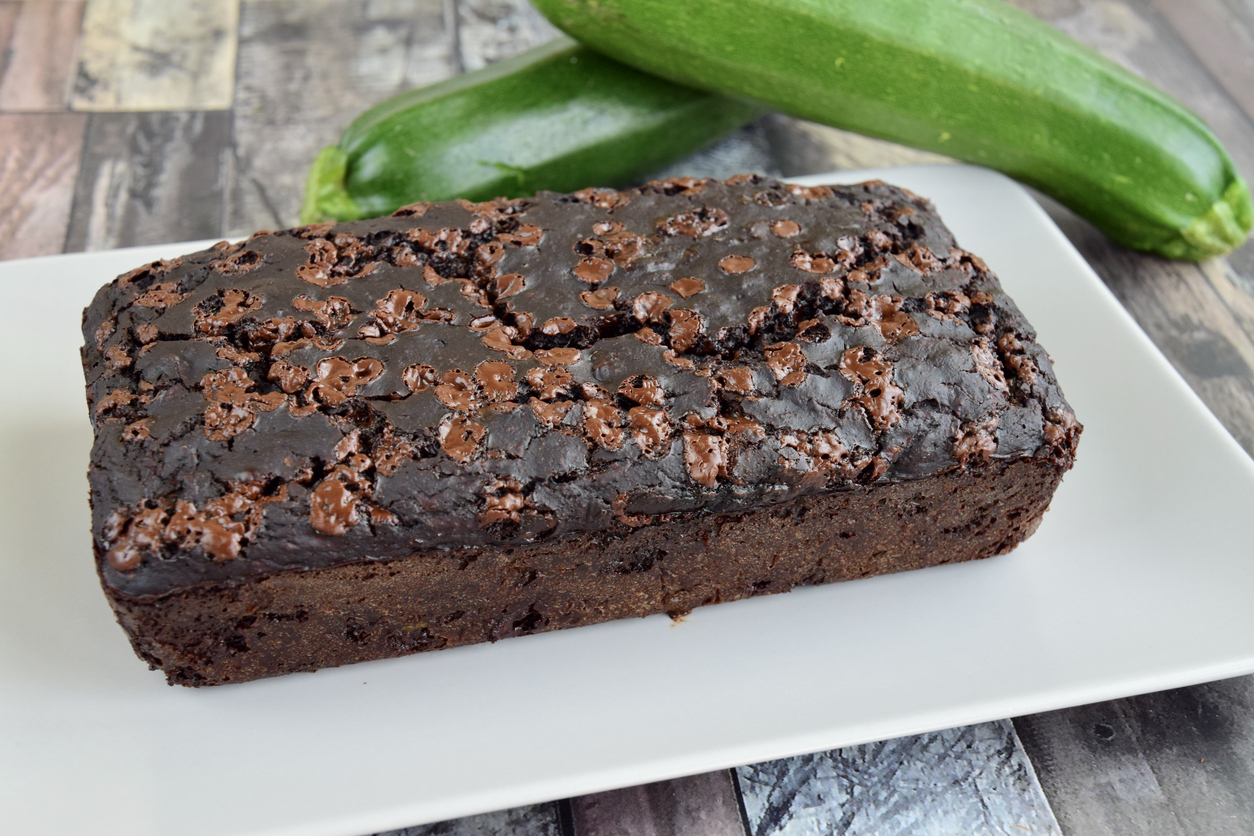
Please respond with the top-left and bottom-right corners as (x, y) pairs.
(3, 165), (1253, 836)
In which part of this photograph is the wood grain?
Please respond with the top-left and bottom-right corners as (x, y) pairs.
(569, 771), (746, 836)
(0, 0), (83, 111)
(456, 0), (560, 72)
(63, 110), (231, 251)
(0, 112), (86, 260)
(1014, 677), (1254, 836)
(373, 801), (562, 836)
(645, 117), (783, 182)
(70, 0), (238, 112)
(227, 0), (456, 235)
(0, 3), (20, 77)
(763, 115), (955, 177)
(1153, 0), (1254, 124)
(734, 721), (1060, 836)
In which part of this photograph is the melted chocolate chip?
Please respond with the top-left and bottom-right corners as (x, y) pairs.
(475, 361), (518, 402)
(628, 406), (671, 457)
(667, 309), (704, 353)
(619, 374), (665, 406)
(771, 219), (801, 238)
(308, 357), (384, 407)
(310, 466), (365, 535)
(573, 258), (613, 284)
(718, 255), (756, 274)
(632, 292), (673, 323)
(580, 286), (619, 310)
(764, 342), (807, 387)
(838, 346), (904, 432)
(583, 399), (625, 449)
(715, 367), (754, 395)
(791, 251), (836, 274)
(657, 207), (729, 237)
(534, 347), (581, 366)
(440, 417), (485, 462)
(133, 282), (186, 310)
(683, 432), (728, 488)
(669, 277), (706, 298)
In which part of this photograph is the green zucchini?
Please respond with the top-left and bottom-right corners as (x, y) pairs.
(300, 37), (761, 224)
(531, 0), (1252, 260)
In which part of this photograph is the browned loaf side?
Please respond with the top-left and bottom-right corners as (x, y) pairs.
(81, 175), (1080, 686)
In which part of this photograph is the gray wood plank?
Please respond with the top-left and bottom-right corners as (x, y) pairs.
(569, 771), (746, 836)
(228, 0), (457, 235)
(0, 3), (20, 76)
(0, 0), (83, 111)
(64, 110), (231, 251)
(455, 0), (561, 72)
(735, 720), (1060, 836)
(762, 114), (955, 178)
(0, 112), (86, 260)
(644, 117), (784, 183)
(1014, 676), (1254, 836)
(372, 801), (562, 836)
(1153, 0), (1254, 125)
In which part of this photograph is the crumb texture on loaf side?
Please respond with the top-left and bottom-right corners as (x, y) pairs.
(112, 458), (1062, 687)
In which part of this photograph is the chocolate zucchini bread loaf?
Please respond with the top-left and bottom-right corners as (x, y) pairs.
(82, 175), (1080, 686)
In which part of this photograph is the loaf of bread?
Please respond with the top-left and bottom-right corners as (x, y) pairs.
(81, 175), (1080, 686)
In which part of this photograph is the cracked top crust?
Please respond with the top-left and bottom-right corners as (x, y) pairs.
(81, 175), (1080, 598)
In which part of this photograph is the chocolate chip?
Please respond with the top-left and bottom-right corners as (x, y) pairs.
(771, 219), (801, 238)
(718, 255), (756, 274)
(669, 277), (706, 298)
(790, 251), (836, 274)
(133, 282), (186, 310)
(657, 207), (729, 237)
(786, 184), (833, 200)
(530, 397), (575, 428)
(618, 374), (665, 406)
(632, 292), (673, 323)
(580, 287), (619, 310)
(628, 406), (671, 457)
(583, 399), (625, 449)
(439, 417), (485, 462)
(534, 347), (581, 366)
(714, 367), (755, 395)
(667, 309), (704, 353)
(540, 317), (576, 335)
(683, 432), (727, 488)
(764, 342), (807, 387)
(475, 361), (518, 402)
(573, 257), (614, 284)
(495, 273), (526, 297)
(838, 346), (904, 432)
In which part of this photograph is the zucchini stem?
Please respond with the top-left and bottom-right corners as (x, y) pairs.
(1169, 178), (1254, 261)
(300, 146), (365, 225)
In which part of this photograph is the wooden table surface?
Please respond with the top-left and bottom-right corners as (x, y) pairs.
(3, 1), (1253, 833)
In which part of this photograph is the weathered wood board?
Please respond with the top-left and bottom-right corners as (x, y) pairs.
(0, 112), (87, 260)
(0, 0), (83, 111)
(64, 110), (232, 251)
(70, 0), (238, 112)
(228, 0), (456, 235)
